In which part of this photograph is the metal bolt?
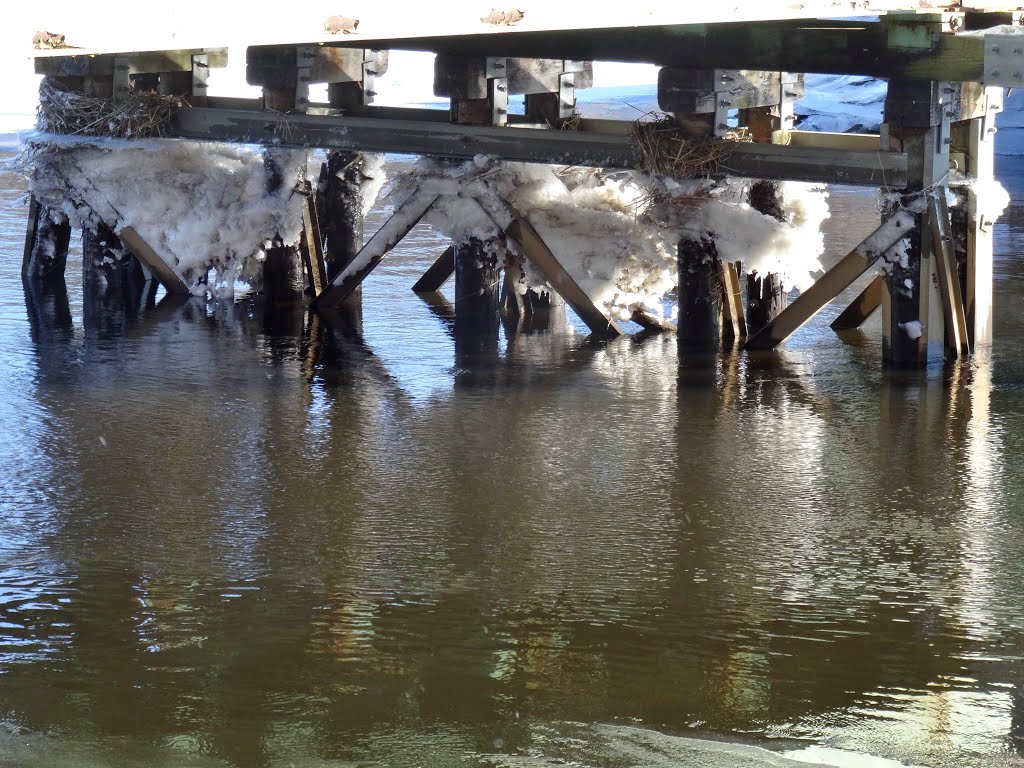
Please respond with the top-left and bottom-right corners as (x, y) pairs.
(496, 108), (507, 115)
(992, 45), (1001, 53)
(784, 90), (798, 98)
(991, 70), (1001, 77)
(719, 100), (729, 107)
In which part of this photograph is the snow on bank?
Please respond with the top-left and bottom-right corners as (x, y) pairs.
(390, 157), (829, 320)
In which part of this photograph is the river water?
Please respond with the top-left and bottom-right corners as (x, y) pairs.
(2, 143), (1024, 768)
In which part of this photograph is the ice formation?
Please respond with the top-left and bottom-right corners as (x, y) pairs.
(389, 157), (830, 320)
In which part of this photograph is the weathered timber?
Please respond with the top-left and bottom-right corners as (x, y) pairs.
(928, 194), (970, 356)
(882, 79), (948, 367)
(25, 206), (71, 282)
(631, 308), (677, 333)
(745, 211), (917, 350)
(118, 226), (190, 294)
(434, 56), (592, 99)
(82, 224), (149, 331)
(454, 237), (502, 333)
(315, 189), (439, 308)
(720, 261), (747, 340)
(658, 68), (787, 115)
(318, 151), (366, 281)
(772, 130), (882, 151)
(263, 234), (305, 303)
(22, 196), (42, 278)
(678, 236), (723, 350)
(34, 49), (227, 77)
(505, 218), (622, 337)
(744, 180), (789, 334)
(346, 23), (1022, 87)
(830, 276), (883, 330)
(170, 108), (909, 187)
(300, 192), (328, 298)
(500, 259), (525, 319)
(412, 246), (456, 293)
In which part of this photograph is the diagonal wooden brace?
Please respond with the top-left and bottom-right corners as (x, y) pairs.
(314, 188), (438, 308)
(412, 245), (456, 293)
(928, 193), (970, 356)
(745, 210), (917, 350)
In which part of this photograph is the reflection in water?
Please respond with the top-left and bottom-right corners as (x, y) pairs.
(2, 160), (1024, 767)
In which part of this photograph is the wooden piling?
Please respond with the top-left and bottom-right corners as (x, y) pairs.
(677, 236), (723, 351)
(24, 205), (71, 282)
(262, 151), (304, 303)
(82, 223), (149, 329)
(454, 236), (501, 334)
(881, 79), (949, 367)
(745, 180), (788, 334)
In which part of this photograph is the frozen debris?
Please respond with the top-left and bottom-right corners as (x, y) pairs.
(899, 320), (923, 340)
(32, 31), (68, 49)
(398, 157), (830, 321)
(23, 135), (305, 297)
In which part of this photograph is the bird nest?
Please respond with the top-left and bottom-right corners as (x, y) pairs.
(630, 116), (750, 179)
(37, 78), (184, 139)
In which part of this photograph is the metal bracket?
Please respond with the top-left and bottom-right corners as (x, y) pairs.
(191, 54), (209, 105)
(558, 72), (575, 120)
(489, 77), (509, 126)
(295, 46), (314, 110)
(981, 86), (1004, 142)
(112, 57), (130, 102)
(362, 54), (377, 105)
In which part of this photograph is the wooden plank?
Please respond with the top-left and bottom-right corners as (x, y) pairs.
(745, 211), (917, 350)
(301, 194), (328, 298)
(830, 275), (883, 330)
(314, 189), (438, 308)
(34, 49), (227, 77)
(928, 194), (970, 355)
(118, 226), (190, 294)
(21, 196), (41, 279)
(412, 245), (456, 293)
(773, 130), (882, 151)
(965, 90), (999, 346)
(505, 218), (622, 337)
(719, 261), (747, 339)
(170, 108), (909, 187)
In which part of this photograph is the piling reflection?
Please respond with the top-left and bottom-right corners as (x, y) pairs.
(5, 234), (1024, 767)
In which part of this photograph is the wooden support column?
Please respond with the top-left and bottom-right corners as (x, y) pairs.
(745, 180), (789, 333)
(262, 152), (304, 303)
(82, 223), (150, 330)
(454, 236), (502, 335)
(24, 203), (71, 282)
(317, 151), (366, 281)
(881, 79), (949, 366)
(678, 236), (723, 351)
(951, 87), (1001, 348)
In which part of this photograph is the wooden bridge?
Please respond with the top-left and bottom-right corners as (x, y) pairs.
(21, 2), (1024, 367)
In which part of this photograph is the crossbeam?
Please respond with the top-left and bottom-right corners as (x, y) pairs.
(745, 210), (917, 350)
(170, 108), (908, 187)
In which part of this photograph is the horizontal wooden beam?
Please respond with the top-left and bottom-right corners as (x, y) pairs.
(170, 108), (908, 186)
(745, 210), (917, 350)
(35, 49), (227, 77)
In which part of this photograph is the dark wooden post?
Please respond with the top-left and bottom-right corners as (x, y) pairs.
(882, 79), (949, 366)
(24, 202), (71, 282)
(677, 236), (723, 351)
(262, 152), (304, 304)
(745, 180), (788, 333)
(454, 236), (501, 335)
(317, 152), (365, 281)
(82, 223), (150, 331)
(522, 288), (566, 333)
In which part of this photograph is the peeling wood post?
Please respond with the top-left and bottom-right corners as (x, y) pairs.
(678, 236), (724, 351)
(522, 288), (566, 332)
(24, 204), (71, 282)
(22, 196), (42, 278)
(745, 180), (788, 333)
(454, 236), (502, 336)
(882, 79), (949, 366)
(316, 151), (368, 327)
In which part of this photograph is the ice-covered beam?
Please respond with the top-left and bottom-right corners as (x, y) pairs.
(170, 108), (908, 187)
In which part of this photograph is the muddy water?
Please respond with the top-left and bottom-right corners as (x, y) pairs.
(2, 151), (1024, 768)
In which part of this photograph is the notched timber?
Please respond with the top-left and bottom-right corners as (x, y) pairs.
(34, 49), (227, 77)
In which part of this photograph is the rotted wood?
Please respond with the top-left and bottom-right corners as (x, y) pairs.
(33, 49), (228, 77)
(455, 237), (502, 333)
(82, 224), (148, 317)
(744, 180), (788, 333)
(745, 211), (917, 350)
(500, 258), (525, 319)
(24, 204), (71, 282)
(631, 308), (677, 333)
(830, 276), (883, 330)
(413, 246), (456, 293)
(22, 196), (42, 278)
(928, 194), (970, 356)
(263, 234), (305, 303)
(315, 189), (439, 308)
(678, 236), (723, 350)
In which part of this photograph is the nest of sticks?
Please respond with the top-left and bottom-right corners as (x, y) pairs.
(37, 78), (184, 138)
(630, 116), (749, 178)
